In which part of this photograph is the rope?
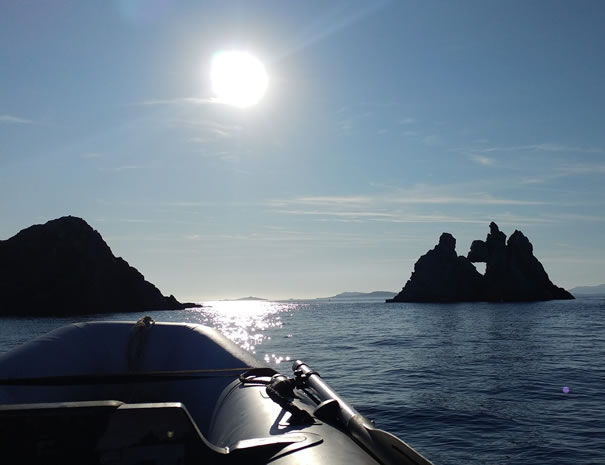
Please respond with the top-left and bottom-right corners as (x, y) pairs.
(0, 367), (255, 386)
(238, 367), (279, 384)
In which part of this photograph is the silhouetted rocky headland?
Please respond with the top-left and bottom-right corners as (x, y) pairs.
(0, 216), (200, 316)
(387, 222), (574, 303)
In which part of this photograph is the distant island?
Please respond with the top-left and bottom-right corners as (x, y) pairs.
(222, 296), (268, 301)
(317, 291), (397, 300)
(388, 222), (574, 303)
(568, 284), (605, 295)
(0, 216), (200, 316)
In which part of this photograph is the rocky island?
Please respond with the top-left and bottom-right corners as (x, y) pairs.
(387, 222), (574, 303)
(0, 216), (200, 316)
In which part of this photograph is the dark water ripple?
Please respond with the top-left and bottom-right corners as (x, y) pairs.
(1, 297), (604, 464)
(255, 298), (605, 465)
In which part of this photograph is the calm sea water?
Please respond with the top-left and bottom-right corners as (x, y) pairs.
(1, 297), (604, 465)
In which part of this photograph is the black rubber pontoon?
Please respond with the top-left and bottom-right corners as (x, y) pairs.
(0, 320), (433, 465)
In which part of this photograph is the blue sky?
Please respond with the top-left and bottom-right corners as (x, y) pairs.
(2, 0), (604, 300)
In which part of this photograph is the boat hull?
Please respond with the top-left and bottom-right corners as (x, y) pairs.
(0, 321), (431, 464)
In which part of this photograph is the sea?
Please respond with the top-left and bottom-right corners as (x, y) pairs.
(1, 297), (604, 465)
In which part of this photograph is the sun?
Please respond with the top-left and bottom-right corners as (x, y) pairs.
(210, 51), (269, 108)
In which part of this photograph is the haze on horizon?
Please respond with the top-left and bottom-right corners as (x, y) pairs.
(1, 1), (604, 302)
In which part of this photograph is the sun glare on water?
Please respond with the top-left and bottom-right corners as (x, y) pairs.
(211, 51), (269, 108)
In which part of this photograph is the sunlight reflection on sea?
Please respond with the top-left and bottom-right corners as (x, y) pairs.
(164, 301), (299, 365)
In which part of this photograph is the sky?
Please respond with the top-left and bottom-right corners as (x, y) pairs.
(2, 0), (605, 301)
